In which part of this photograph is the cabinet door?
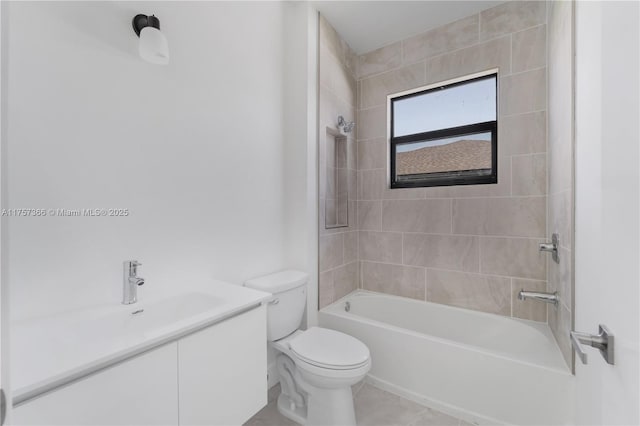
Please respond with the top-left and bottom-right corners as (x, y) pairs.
(178, 305), (267, 426)
(12, 343), (179, 425)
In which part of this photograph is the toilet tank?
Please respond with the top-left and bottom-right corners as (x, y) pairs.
(244, 270), (308, 341)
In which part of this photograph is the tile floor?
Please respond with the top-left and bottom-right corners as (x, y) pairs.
(244, 381), (471, 426)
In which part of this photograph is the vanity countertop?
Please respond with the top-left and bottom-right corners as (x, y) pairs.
(11, 280), (271, 404)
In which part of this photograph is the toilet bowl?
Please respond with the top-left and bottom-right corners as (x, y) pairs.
(244, 271), (371, 425)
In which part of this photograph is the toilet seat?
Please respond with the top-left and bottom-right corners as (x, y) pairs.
(289, 327), (370, 371)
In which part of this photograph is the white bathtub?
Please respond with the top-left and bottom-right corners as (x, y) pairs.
(319, 290), (574, 425)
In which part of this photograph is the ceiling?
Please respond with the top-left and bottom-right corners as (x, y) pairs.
(312, 1), (506, 55)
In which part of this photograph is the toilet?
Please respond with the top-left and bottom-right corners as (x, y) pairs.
(245, 270), (371, 426)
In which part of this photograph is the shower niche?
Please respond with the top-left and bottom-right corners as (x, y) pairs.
(324, 128), (348, 229)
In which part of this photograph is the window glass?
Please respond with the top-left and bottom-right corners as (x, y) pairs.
(396, 131), (492, 182)
(389, 73), (498, 188)
(393, 76), (496, 137)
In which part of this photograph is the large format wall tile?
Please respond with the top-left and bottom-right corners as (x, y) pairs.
(382, 199), (452, 234)
(319, 16), (354, 71)
(479, 1), (546, 41)
(358, 200), (382, 231)
(359, 231), (403, 263)
(360, 62), (426, 109)
(549, 190), (572, 250)
(382, 186), (426, 200)
(480, 237), (546, 280)
(500, 111), (547, 155)
(334, 262), (359, 300)
(357, 42), (402, 79)
(426, 36), (511, 84)
(547, 0), (574, 368)
(320, 46), (356, 107)
(358, 169), (386, 200)
(427, 269), (511, 315)
(320, 233), (344, 272)
(349, 0), (553, 322)
(423, 155), (512, 198)
(357, 106), (387, 140)
(500, 68), (547, 115)
(362, 261), (426, 300)
(319, 18), (359, 307)
(357, 138), (386, 170)
(452, 197), (546, 237)
(403, 14), (479, 64)
(512, 153), (547, 196)
(548, 246), (572, 311)
(344, 231), (358, 264)
(319, 270), (335, 309)
(548, 301), (572, 367)
(403, 234), (480, 272)
(512, 25), (547, 73)
(511, 278), (547, 322)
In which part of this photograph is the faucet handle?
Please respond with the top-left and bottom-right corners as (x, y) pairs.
(125, 260), (142, 277)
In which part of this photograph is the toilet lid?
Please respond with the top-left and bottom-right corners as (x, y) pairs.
(289, 327), (370, 370)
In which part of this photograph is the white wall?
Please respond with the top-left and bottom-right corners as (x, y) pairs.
(574, 1), (640, 424)
(5, 1), (300, 321)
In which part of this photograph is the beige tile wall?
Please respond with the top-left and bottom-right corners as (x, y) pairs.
(318, 16), (359, 308)
(547, 0), (575, 368)
(354, 1), (550, 322)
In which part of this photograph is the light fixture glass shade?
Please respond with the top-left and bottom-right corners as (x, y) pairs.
(139, 27), (169, 65)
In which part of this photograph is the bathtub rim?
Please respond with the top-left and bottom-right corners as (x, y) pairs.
(320, 290), (572, 376)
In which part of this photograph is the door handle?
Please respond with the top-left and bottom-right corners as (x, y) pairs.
(570, 324), (614, 365)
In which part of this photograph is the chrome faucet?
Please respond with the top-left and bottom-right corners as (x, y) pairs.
(123, 260), (145, 305)
(539, 233), (559, 263)
(518, 289), (558, 306)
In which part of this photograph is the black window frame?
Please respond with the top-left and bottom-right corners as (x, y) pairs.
(389, 73), (498, 189)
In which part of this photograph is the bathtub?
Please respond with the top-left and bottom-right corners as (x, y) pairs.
(319, 290), (574, 425)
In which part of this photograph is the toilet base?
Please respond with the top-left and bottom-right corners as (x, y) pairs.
(271, 330), (369, 426)
(277, 386), (356, 426)
(277, 393), (307, 425)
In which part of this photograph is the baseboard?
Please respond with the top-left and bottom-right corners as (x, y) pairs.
(364, 374), (505, 426)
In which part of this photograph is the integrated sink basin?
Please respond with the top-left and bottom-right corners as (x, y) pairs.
(122, 292), (227, 333)
(12, 280), (271, 405)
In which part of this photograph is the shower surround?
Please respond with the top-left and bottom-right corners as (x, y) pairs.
(354, 0), (549, 321)
(318, 1), (574, 368)
(318, 16), (359, 308)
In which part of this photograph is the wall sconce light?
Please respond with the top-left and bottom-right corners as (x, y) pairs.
(132, 14), (169, 65)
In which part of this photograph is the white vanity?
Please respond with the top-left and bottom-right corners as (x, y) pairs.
(11, 281), (271, 425)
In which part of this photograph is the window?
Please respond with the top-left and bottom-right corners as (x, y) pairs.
(389, 72), (498, 188)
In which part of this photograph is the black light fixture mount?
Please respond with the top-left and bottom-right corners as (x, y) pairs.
(132, 14), (161, 37)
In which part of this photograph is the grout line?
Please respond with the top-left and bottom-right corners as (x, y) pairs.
(478, 231), (483, 274)
(361, 229), (548, 240)
(510, 155), (514, 197)
(501, 65), (547, 79)
(359, 260), (545, 282)
(500, 108), (547, 119)
(424, 267), (428, 302)
(510, 151), (548, 158)
(450, 199), (454, 234)
(510, 278), (514, 318)
(510, 33), (513, 74)
(511, 22), (547, 37)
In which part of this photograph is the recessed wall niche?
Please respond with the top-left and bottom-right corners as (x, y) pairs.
(325, 128), (349, 229)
